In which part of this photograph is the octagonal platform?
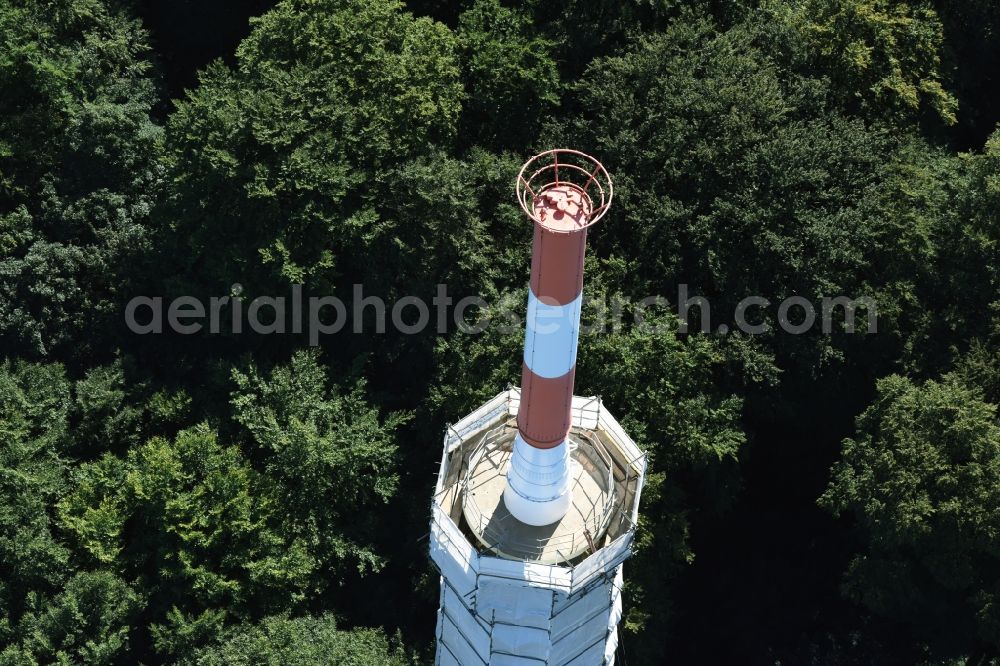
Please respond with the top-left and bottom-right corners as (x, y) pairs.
(433, 389), (645, 569)
(429, 389), (647, 666)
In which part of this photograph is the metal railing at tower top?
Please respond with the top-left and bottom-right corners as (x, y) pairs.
(516, 149), (614, 231)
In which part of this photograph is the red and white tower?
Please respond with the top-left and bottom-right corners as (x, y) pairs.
(505, 152), (612, 526)
(430, 150), (645, 666)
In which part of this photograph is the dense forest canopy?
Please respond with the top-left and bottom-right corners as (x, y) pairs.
(0, 0), (999, 663)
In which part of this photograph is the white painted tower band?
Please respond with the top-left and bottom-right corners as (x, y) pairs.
(503, 435), (575, 526)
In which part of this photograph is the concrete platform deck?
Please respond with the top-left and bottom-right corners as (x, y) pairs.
(461, 426), (614, 564)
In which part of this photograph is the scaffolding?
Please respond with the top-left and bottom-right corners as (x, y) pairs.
(430, 389), (646, 665)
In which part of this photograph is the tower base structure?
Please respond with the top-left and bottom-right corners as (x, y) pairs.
(430, 389), (646, 665)
(502, 435), (574, 527)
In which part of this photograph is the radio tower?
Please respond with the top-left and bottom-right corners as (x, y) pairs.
(430, 150), (646, 665)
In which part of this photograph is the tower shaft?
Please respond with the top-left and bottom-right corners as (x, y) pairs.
(504, 184), (592, 526)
